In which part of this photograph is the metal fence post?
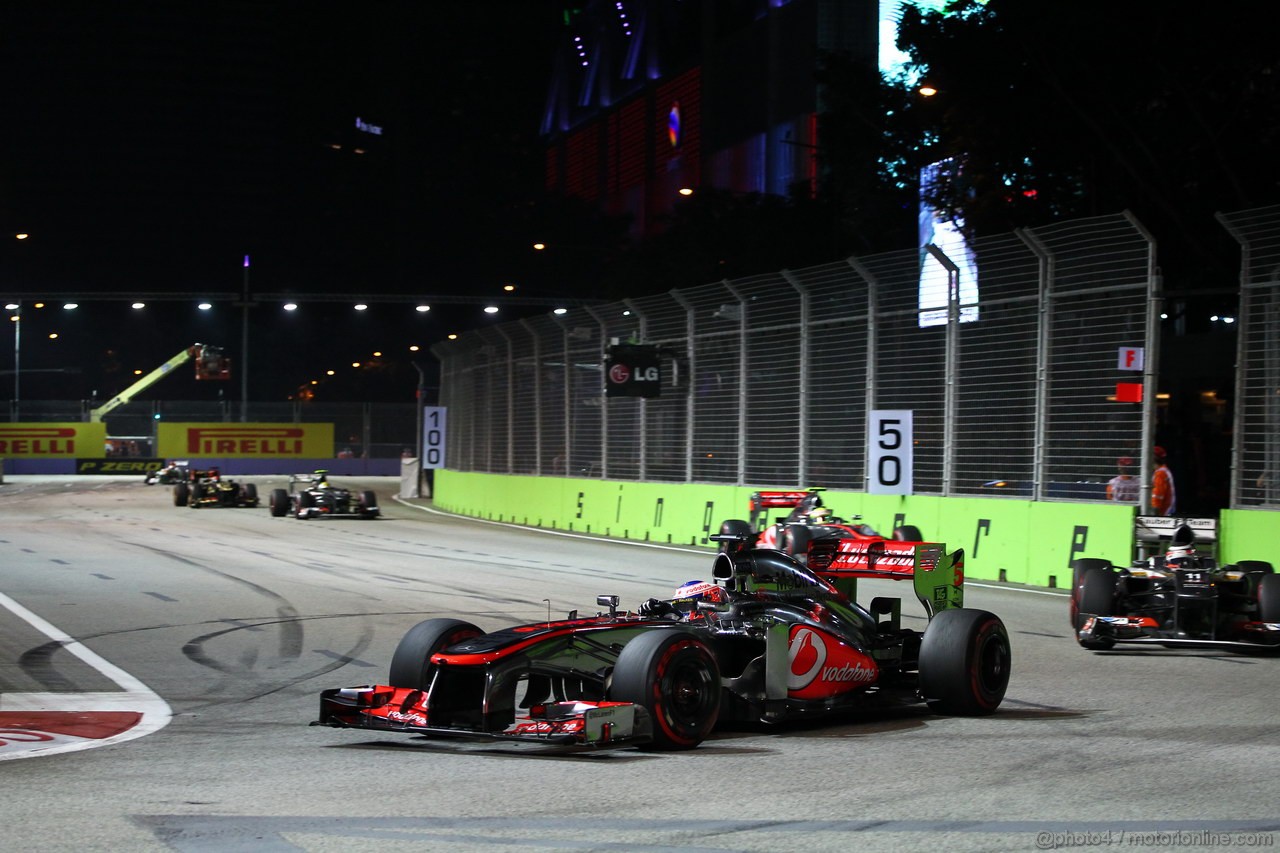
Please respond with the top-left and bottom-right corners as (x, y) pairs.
(624, 298), (649, 481)
(1016, 227), (1052, 502)
(1216, 211), (1249, 507)
(1123, 210), (1161, 514)
(520, 318), (543, 476)
(671, 289), (695, 483)
(846, 256), (878, 493)
(585, 306), (609, 480)
(721, 280), (748, 485)
(781, 270), (810, 484)
(495, 325), (515, 474)
(924, 243), (960, 496)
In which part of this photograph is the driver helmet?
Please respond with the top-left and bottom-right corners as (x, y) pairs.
(808, 506), (832, 523)
(1165, 543), (1195, 567)
(1165, 524), (1196, 567)
(671, 579), (726, 605)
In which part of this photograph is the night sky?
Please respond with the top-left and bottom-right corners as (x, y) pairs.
(1, 1), (564, 403)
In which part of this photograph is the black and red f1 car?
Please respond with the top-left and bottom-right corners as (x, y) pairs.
(718, 488), (924, 562)
(1071, 518), (1280, 652)
(172, 468), (259, 509)
(314, 532), (1010, 751)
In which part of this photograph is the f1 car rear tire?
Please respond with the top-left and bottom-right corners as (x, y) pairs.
(296, 490), (315, 519)
(242, 483), (259, 505)
(1259, 573), (1280, 624)
(173, 483), (189, 507)
(918, 608), (1010, 715)
(269, 489), (290, 517)
(388, 618), (484, 690)
(609, 629), (720, 751)
(892, 525), (924, 542)
(359, 490), (379, 518)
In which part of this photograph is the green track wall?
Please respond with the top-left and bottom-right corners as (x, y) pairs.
(429, 470), (1280, 589)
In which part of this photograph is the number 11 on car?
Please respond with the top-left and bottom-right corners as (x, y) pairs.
(868, 410), (913, 495)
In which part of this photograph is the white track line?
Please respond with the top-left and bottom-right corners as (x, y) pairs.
(0, 591), (172, 761)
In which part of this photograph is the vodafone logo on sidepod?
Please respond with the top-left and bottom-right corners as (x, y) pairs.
(787, 626), (879, 698)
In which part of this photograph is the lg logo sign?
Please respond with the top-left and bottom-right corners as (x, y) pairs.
(605, 345), (662, 398)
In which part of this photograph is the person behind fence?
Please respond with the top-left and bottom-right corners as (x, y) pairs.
(1106, 456), (1140, 502)
(1151, 446), (1177, 516)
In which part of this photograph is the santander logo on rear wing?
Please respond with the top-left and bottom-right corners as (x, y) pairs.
(808, 538), (965, 615)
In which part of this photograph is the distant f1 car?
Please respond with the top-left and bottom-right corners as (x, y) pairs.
(313, 530), (1009, 751)
(145, 460), (189, 485)
(718, 488), (924, 562)
(1071, 517), (1280, 652)
(172, 468), (259, 509)
(269, 470), (379, 520)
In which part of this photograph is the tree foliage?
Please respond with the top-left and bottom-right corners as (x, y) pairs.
(894, 0), (1280, 285)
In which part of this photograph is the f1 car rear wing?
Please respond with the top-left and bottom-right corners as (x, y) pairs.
(288, 469), (331, 488)
(1134, 516), (1218, 561)
(749, 490), (816, 512)
(808, 538), (964, 616)
(748, 488), (824, 527)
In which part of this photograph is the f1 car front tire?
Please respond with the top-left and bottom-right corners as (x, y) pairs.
(268, 488), (290, 517)
(1074, 566), (1118, 649)
(1259, 573), (1280, 624)
(388, 618), (483, 690)
(609, 629), (720, 751)
(1069, 559), (1114, 628)
(173, 483), (189, 507)
(918, 608), (1010, 715)
(295, 490), (315, 519)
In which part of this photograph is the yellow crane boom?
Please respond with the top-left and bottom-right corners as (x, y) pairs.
(89, 344), (230, 422)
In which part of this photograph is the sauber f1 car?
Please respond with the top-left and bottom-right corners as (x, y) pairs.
(314, 533), (1010, 751)
(172, 468), (259, 508)
(1071, 518), (1280, 652)
(269, 470), (379, 520)
(718, 488), (925, 562)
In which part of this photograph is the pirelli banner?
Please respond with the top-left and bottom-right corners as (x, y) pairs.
(157, 423), (334, 458)
(0, 423), (108, 458)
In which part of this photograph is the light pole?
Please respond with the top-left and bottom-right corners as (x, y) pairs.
(237, 254), (256, 421)
(10, 232), (29, 415)
(410, 359), (425, 498)
(8, 300), (18, 416)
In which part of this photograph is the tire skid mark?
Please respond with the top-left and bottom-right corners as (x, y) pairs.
(127, 542), (306, 674)
(18, 641), (79, 691)
(182, 621), (377, 711)
(131, 538), (386, 604)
